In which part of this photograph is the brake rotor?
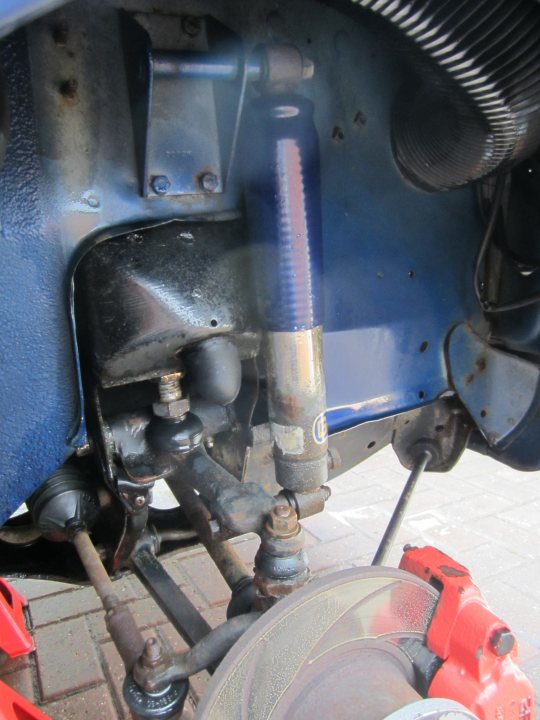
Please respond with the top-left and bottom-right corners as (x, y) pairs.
(196, 566), (471, 720)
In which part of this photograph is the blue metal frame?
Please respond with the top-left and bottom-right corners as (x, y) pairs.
(0, 0), (484, 524)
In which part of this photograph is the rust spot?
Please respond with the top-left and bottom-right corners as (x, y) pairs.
(276, 395), (301, 420)
(475, 356), (487, 372)
(59, 78), (79, 105)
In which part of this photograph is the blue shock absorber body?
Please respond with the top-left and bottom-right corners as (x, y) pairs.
(244, 94), (328, 493)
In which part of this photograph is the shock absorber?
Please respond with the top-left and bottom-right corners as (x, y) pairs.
(244, 78), (327, 495)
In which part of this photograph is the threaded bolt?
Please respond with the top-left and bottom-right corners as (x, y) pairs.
(158, 373), (183, 403)
(141, 637), (163, 668)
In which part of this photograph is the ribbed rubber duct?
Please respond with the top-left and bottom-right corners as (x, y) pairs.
(355, 0), (540, 191)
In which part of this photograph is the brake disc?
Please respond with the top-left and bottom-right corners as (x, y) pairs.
(195, 566), (475, 720)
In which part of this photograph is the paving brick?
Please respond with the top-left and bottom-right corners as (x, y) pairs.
(1, 666), (36, 703)
(327, 483), (397, 511)
(480, 580), (540, 651)
(230, 535), (260, 568)
(433, 492), (513, 524)
(180, 554), (232, 608)
(30, 586), (102, 627)
(128, 596), (169, 629)
(302, 511), (356, 543)
(9, 579), (71, 601)
(454, 543), (527, 585)
(307, 534), (373, 574)
(499, 499), (540, 530)
(502, 561), (540, 601)
(472, 515), (537, 556)
(189, 670), (211, 702)
(100, 641), (131, 720)
(157, 623), (189, 655)
(35, 617), (105, 702)
(42, 683), (119, 719)
(0, 652), (33, 675)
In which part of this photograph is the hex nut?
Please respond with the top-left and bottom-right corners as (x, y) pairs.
(266, 505), (298, 537)
(152, 398), (190, 419)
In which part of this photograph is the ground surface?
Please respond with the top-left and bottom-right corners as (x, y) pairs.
(2, 446), (540, 718)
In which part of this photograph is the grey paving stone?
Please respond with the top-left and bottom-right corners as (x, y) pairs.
(35, 617), (105, 702)
(43, 683), (119, 720)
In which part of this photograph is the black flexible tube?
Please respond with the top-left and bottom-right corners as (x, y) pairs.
(357, 0), (540, 190)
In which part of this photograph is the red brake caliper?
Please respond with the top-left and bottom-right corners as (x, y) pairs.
(400, 546), (535, 720)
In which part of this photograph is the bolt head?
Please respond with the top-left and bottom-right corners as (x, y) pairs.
(490, 628), (515, 656)
(182, 16), (202, 37)
(274, 504), (293, 518)
(151, 175), (171, 195)
(199, 172), (219, 193)
(134, 495), (146, 508)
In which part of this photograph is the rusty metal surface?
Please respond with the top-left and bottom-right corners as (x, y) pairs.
(448, 323), (540, 448)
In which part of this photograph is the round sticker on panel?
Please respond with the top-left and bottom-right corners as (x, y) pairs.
(312, 412), (328, 445)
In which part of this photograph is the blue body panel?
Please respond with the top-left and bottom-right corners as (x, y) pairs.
(0, 34), (79, 526)
(0, 0), (483, 525)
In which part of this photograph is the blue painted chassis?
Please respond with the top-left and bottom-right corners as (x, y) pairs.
(0, 1), (483, 525)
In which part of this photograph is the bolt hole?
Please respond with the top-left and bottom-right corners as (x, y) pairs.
(419, 341), (429, 353)
(210, 319), (218, 327)
(306, 37), (312, 44)
(418, 390), (425, 400)
(367, 440), (376, 449)
(408, 269), (415, 279)
(353, 111), (367, 128)
(480, 409), (487, 418)
(435, 424), (445, 433)
(332, 126), (345, 143)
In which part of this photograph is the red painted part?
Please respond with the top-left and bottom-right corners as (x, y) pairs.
(400, 546), (535, 720)
(0, 680), (50, 720)
(0, 578), (34, 658)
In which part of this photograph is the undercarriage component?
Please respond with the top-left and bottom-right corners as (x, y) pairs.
(245, 90), (327, 495)
(448, 323), (540, 449)
(358, 0), (540, 190)
(132, 612), (261, 692)
(162, 480), (252, 599)
(29, 463), (100, 542)
(401, 547), (534, 720)
(385, 699), (478, 720)
(254, 504), (309, 608)
(196, 565), (439, 719)
(131, 545), (213, 648)
(76, 218), (255, 388)
(372, 448), (432, 566)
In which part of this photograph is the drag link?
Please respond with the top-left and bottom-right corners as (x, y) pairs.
(133, 612), (261, 692)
